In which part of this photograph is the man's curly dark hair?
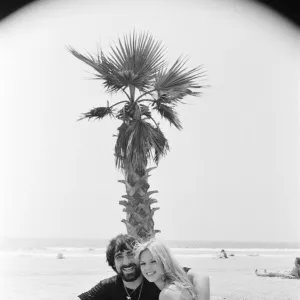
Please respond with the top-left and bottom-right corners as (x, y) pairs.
(106, 234), (138, 272)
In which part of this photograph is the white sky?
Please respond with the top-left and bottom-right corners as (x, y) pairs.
(0, 0), (299, 243)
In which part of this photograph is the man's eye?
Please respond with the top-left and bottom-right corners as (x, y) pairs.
(115, 255), (123, 260)
(127, 252), (134, 257)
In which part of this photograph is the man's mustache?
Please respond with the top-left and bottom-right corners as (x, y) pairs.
(120, 263), (138, 271)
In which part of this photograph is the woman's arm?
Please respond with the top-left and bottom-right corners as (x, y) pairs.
(186, 270), (210, 300)
(159, 286), (188, 300)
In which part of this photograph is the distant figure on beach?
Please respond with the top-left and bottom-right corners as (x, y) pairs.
(76, 234), (210, 300)
(135, 239), (206, 300)
(218, 249), (228, 259)
(255, 257), (300, 279)
(57, 252), (65, 259)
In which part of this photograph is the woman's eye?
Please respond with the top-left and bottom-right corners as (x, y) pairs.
(151, 260), (156, 264)
(140, 262), (145, 266)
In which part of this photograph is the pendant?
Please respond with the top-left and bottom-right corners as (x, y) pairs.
(126, 297), (131, 300)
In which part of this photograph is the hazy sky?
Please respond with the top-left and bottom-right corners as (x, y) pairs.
(0, 0), (299, 243)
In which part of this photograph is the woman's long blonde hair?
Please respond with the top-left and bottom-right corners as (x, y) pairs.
(135, 239), (196, 299)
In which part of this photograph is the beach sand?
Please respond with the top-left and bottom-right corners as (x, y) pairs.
(1, 253), (299, 300)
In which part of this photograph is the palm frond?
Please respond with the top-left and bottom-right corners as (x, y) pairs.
(154, 56), (204, 103)
(116, 102), (141, 121)
(68, 46), (99, 72)
(116, 107), (130, 121)
(115, 122), (129, 168)
(69, 47), (124, 93)
(153, 103), (182, 130)
(140, 104), (151, 118)
(68, 32), (166, 95)
(157, 88), (202, 105)
(109, 32), (166, 92)
(70, 32), (207, 174)
(152, 126), (169, 164)
(114, 119), (169, 170)
(115, 102), (152, 121)
(78, 106), (115, 121)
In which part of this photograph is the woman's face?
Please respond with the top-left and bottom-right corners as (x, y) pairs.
(139, 249), (164, 284)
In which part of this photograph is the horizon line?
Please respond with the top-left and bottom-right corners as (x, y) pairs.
(1, 236), (299, 245)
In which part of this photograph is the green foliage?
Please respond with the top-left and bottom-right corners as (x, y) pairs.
(152, 102), (182, 129)
(69, 32), (165, 94)
(115, 120), (169, 170)
(154, 57), (203, 103)
(78, 106), (115, 121)
(69, 31), (204, 170)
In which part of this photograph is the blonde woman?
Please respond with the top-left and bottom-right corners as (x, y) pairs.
(135, 239), (210, 300)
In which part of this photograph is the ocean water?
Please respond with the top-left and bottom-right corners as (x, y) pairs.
(1, 237), (299, 258)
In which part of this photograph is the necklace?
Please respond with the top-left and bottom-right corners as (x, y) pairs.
(124, 280), (143, 300)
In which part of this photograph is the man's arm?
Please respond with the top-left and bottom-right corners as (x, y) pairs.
(77, 281), (106, 300)
(186, 270), (210, 300)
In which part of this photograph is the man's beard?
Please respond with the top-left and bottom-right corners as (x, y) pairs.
(118, 263), (142, 282)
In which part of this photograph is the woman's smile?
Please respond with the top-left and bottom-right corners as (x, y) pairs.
(145, 271), (156, 276)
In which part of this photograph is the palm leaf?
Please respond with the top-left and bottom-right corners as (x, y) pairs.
(126, 120), (169, 169)
(108, 32), (166, 91)
(152, 126), (169, 164)
(115, 119), (169, 170)
(69, 47), (124, 93)
(140, 104), (151, 118)
(154, 56), (204, 103)
(68, 32), (166, 94)
(68, 46), (99, 72)
(116, 103), (152, 121)
(78, 106), (115, 121)
(69, 32), (207, 172)
(153, 103), (182, 130)
(115, 122), (129, 168)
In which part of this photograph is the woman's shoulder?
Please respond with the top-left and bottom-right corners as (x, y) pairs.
(159, 284), (189, 300)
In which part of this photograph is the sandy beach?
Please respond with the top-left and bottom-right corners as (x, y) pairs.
(1, 248), (299, 300)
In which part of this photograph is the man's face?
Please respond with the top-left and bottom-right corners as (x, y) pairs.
(114, 249), (141, 282)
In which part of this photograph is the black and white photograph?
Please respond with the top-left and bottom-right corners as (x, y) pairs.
(0, 0), (299, 299)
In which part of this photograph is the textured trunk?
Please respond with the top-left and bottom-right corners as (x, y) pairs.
(118, 160), (160, 241)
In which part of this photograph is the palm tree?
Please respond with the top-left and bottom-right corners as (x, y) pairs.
(68, 32), (205, 240)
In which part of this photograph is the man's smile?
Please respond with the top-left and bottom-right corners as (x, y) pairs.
(122, 266), (135, 273)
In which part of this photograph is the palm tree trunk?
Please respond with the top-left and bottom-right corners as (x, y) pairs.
(118, 160), (160, 240)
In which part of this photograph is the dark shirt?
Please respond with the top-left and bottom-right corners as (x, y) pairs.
(78, 268), (191, 300)
(78, 275), (160, 300)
